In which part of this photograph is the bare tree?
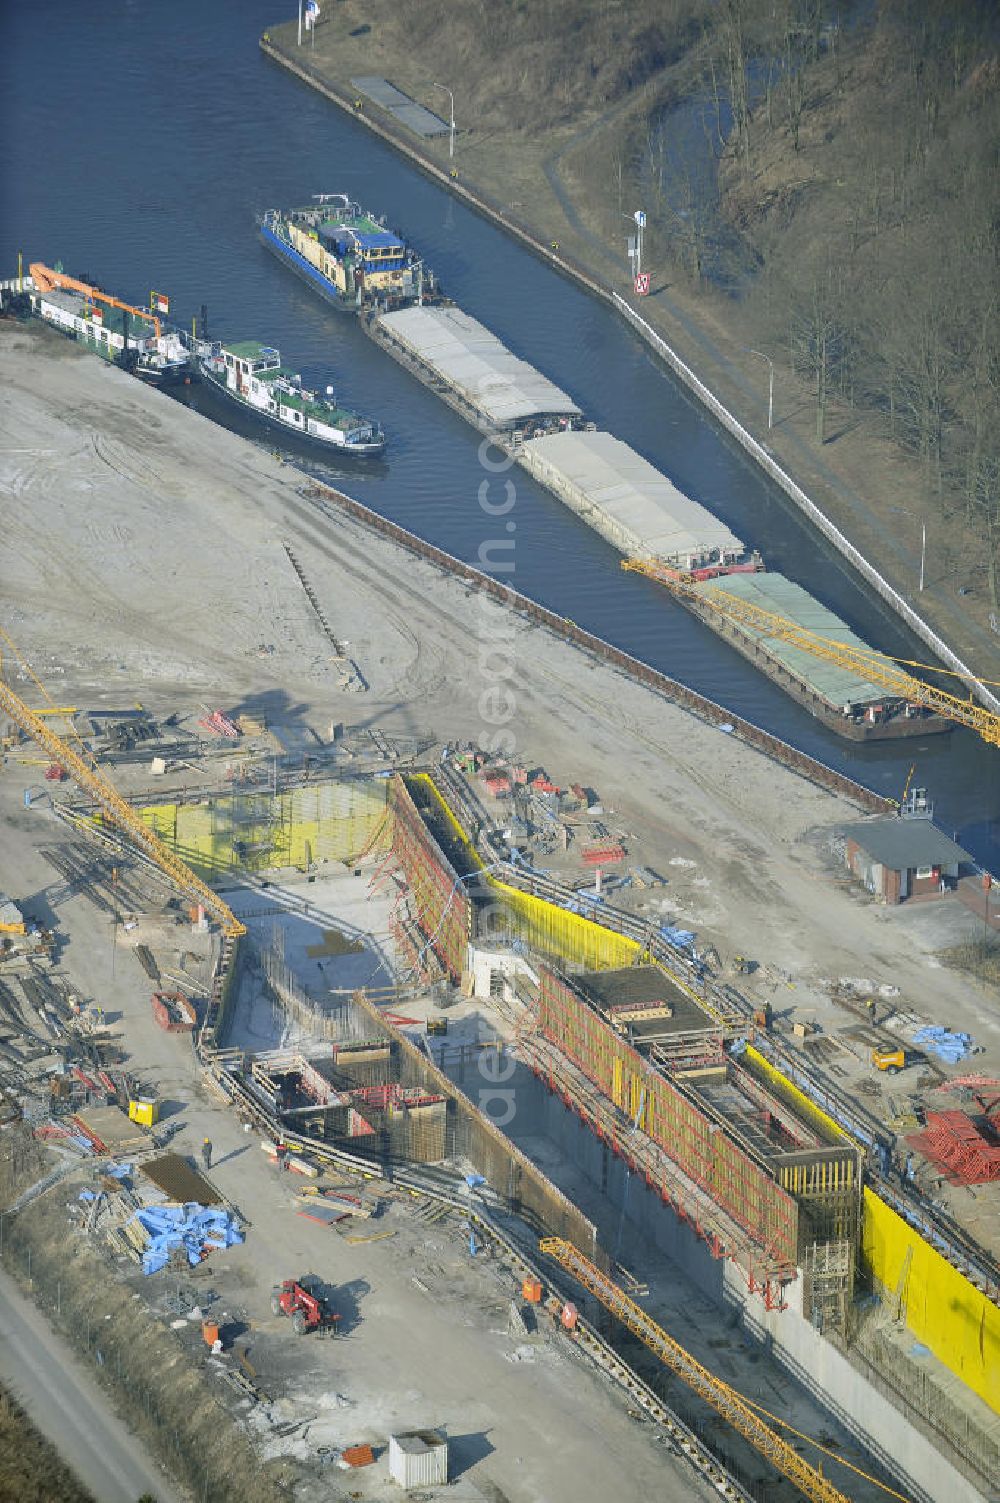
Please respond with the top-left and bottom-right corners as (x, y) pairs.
(789, 267), (854, 443)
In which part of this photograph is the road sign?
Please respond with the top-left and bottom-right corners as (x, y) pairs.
(634, 272), (650, 296)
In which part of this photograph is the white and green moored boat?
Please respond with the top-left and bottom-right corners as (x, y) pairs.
(199, 339), (384, 454)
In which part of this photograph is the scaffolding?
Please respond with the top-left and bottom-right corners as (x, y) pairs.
(535, 966), (800, 1273)
(802, 1239), (853, 1336)
(523, 1027), (792, 1288)
(532, 963), (862, 1280)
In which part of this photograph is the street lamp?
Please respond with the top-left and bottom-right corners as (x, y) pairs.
(747, 348), (774, 431)
(887, 504), (927, 593)
(432, 83), (456, 160)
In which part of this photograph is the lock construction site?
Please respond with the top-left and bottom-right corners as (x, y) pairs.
(2, 314), (1000, 1503)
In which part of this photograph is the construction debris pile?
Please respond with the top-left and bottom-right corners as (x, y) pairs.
(912, 1026), (974, 1065)
(130, 1201), (244, 1275)
(74, 1151), (244, 1274)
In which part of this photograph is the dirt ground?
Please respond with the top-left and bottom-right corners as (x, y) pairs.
(2, 320), (996, 1069)
(265, 9), (1000, 686)
(2, 323), (999, 1494)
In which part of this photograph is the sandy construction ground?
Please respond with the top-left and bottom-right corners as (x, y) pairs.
(2, 319), (994, 1060)
(3, 319), (999, 1497)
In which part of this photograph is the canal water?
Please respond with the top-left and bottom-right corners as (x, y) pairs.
(2, 1), (994, 862)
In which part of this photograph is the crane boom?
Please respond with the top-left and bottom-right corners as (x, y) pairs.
(0, 679), (245, 939)
(623, 559), (1000, 746)
(539, 1237), (853, 1503)
(29, 262), (162, 339)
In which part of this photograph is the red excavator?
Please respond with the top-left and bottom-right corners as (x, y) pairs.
(270, 1277), (340, 1336)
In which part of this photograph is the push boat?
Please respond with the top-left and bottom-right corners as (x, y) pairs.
(198, 339), (385, 455)
(259, 195), (434, 313)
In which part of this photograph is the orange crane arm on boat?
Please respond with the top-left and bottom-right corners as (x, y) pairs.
(29, 262), (161, 339)
(622, 557), (1000, 748)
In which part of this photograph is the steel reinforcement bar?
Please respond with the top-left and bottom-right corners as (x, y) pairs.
(300, 481), (891, 812)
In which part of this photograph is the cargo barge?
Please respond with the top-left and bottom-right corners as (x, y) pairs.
(261, 223), (949, 743)
(518, 428), (762, 578)
(683, 572), (952, 740)
(367, 303), (583, 439)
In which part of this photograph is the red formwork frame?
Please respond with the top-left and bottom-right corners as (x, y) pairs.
(389, 776), (471, 982)
(909, 1110), (1000, 1184)
(537, 965), (799, 1270)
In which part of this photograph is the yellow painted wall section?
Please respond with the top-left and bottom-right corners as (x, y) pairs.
(488, 880), (640, 970)
(862, 1186), (1000, 1414)
(744, 1045), (849, 1145)
(411, 774), (483, 872)
(136, 781), (390, 881)
(418, 776), (638, 970)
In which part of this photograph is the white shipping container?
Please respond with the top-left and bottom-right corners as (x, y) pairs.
(388, 1430), (448, 1488)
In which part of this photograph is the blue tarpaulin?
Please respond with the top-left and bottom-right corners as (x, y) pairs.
(912, 1026), (973, 1064)
(660, 924), (696, 952)
(128, 1201), (243, 1276)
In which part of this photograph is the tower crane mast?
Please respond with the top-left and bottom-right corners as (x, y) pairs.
(623, 558), (1000, 747)
(540, 1237), (856, 1503)
(0, 678), (245, 939)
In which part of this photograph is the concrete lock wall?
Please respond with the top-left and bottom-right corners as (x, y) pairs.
(349, 989), (601, 1257)
(862, 1186), (1000, 1415)
(391, 775), (472, 981)
(538, 965), (801, 1266)
(138, 779), (390, 879)
(537, 1085), (985, 1503)
(736, 1264), (987, 1503)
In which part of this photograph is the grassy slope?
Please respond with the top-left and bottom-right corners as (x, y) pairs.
(0, 1385), (95, 1503)
(273, 0), (999, 681)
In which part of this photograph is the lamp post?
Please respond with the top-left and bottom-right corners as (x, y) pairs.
(887, 504), (927, 593)
(747, 348), (774, 431)
(432, 83), (456, 159)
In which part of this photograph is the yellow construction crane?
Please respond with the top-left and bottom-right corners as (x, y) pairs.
(539, 1237), (905, 1503)
(622, 558), (1000, 747)
(0, 675), (245, 940)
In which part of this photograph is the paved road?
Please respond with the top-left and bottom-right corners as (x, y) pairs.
(0, 1265), (183, 1503)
